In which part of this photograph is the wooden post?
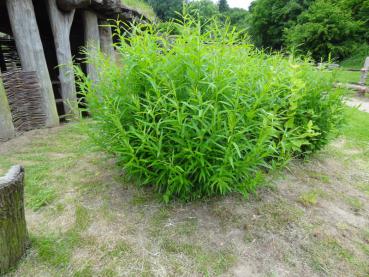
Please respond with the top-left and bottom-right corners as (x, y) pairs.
(0, 165), (28, 275)
(99, 19), (115, 61)
(5, 0), (59, 127)
(45, 0), (78, 118)
(359, 57), (369, 86)
(0, 69), (15, 142)
(83, 10), (100, 82)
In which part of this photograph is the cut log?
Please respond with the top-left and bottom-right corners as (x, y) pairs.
(0, 69), (15, 142)
(99, 19), (115, 61)
(83, 10), (101, 83)
(45, 0), (78, 119)
(6, 0), (59, 127)
(0, 165), (28, 275)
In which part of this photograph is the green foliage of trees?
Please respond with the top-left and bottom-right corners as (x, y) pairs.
(143, 0), (369, 61)
(285, 0), (363, 60)
(222, 8), (250, 32)
(186, 1), (249, 34)
(146, 0), (183, 21)
(248, 0), (369, 61)
(249, 0), (313, 49)
(341, 0), (369, 26)
(218, 0), (230, 12)
(188, 0), (219, 20)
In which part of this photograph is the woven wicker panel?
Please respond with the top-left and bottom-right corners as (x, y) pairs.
(2, 70), (46, 134)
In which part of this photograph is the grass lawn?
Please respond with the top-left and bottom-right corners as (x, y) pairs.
(122, 0), (156, 19)
(334, 70), (366, 85)
(1, 106), (369, 276)
(334, 57), (369, 85)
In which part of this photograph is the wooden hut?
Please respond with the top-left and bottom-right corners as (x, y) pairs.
(0, 0), (148, 141)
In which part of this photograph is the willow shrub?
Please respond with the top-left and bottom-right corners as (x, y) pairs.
(76, 15), (344, 202)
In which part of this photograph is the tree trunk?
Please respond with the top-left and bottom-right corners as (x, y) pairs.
(0, 165), (28, 275)
(0, 69), (15, 142)
(99, 19), (115, 61)
(45, 0), (78, 119)
(6, 0), (59, 127)
(83, 10), (100, 83)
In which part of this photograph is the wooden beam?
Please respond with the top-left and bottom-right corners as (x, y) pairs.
(0, 69), (15, 142)
(56, 0), (103, 12)
(99, 19), (115, 61)
(6, 0), (59, 127)
(83, 10), (100, 82)
(92, 0), (121, 14)
(45, 0), (78, 118)
(56, 0), (90, 11)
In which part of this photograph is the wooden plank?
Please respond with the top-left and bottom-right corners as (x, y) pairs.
(5, 0), (59, 127)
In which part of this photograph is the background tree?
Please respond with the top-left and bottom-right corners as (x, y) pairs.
(285, 0), (363, 60)
(146, 0), (183, 21)
(340, 0), (369, 40)
(144, 0), (368, 62)
(218, 0), (229, 12)
(188, 0), (219, 20)
(223, 8), (250, 32)
(186, 1), (250, 37)
(248, 0), (313, 49)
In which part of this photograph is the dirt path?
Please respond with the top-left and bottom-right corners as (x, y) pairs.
(345, 95), (369, 113)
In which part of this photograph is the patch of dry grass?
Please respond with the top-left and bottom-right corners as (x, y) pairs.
(1, 107), (369, 276)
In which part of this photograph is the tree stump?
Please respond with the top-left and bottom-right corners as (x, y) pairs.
(0, 165), (28, 274)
